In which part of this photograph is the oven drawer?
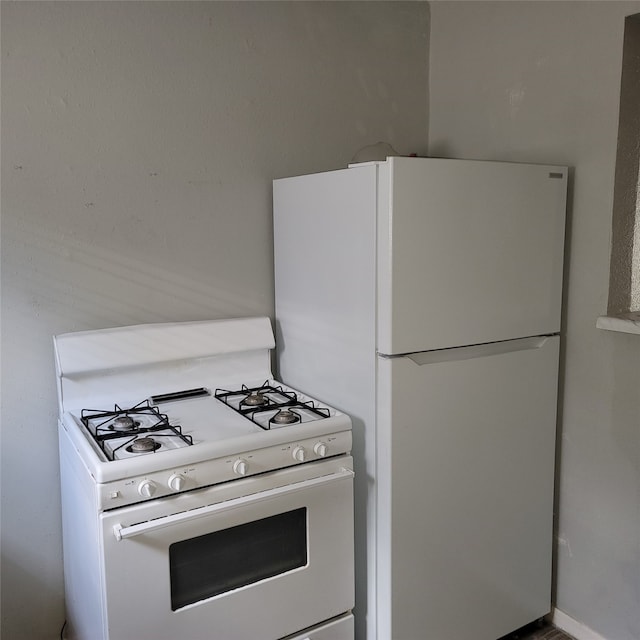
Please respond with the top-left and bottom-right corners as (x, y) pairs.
(100, 457), (354, 640)
(286, 613), (354, 640)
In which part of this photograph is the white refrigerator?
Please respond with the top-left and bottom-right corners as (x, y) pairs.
(273, 157), (567, 640)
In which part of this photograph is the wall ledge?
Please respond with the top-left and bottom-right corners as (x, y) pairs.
(550, 608), (609, 640)
(596, 311), (640, 334)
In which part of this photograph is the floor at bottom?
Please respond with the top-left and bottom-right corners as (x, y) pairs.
(500, 620), (576, 640)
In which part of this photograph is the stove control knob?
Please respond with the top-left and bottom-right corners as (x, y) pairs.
(233, 458), (249, 476)
(168, 474), (186, 491)
(292, 446), (307, 462)
(313, 442), (328, 457)
(138, 479), (157, 498)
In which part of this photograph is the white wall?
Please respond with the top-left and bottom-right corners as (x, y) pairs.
(429, 3), (640, 640)
(0, 3), (429, 637)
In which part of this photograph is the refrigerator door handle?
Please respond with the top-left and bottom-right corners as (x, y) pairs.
(393, 336), (553, 366)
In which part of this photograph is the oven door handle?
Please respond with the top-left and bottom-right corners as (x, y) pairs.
(112, 467), (354, 541)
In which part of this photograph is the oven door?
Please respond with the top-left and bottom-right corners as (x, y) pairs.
(100, 456), (354, 640)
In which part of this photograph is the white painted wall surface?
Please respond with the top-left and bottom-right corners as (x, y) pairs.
(429, 3), (640, 640)
(0, 3), (429, 637)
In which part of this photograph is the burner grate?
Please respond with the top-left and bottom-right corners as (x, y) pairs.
(81, 399), (193, 461)
(214, 382), (330, 430)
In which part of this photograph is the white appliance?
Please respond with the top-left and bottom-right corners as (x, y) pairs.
(273, 157), (567, 640)
(54, 317), (355, 640)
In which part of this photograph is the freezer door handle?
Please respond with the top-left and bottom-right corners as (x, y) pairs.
(401, 336), (552, 366)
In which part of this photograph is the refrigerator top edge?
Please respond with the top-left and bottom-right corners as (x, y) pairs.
(348, 156), (568, 173)
(273, 165), (361, 184)
(385, 156), (568, 172)
(276, 157), (568, 183)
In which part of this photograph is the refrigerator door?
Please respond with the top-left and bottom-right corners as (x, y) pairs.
(377, 157), (567, 355)
(376, 335), (559, 640)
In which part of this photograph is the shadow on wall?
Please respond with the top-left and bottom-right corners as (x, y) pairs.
(3, 213), (266, 331)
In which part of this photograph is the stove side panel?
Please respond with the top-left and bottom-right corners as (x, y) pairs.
(59, 422), (107, 640)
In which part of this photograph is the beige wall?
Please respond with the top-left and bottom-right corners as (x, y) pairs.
(429, 3), (640, 639)
(0, 3), (429, 637)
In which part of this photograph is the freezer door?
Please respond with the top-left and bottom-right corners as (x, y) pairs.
(375, 336), (559, 640)
(377, 157), (567, 354)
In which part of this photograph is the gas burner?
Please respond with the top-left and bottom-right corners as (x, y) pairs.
(215, 383), (331, 431)
(127, 437), (161, 454)
(81, 399), (193, 461)
(270, 409), (301, 425)
(242, 391), (268, 407)
(111, 416), (138, 431)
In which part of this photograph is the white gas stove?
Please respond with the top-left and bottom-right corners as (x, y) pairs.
(55, 318), (355, 640)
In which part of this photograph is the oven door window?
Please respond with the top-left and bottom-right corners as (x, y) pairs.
(169, 507), (307, 610)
